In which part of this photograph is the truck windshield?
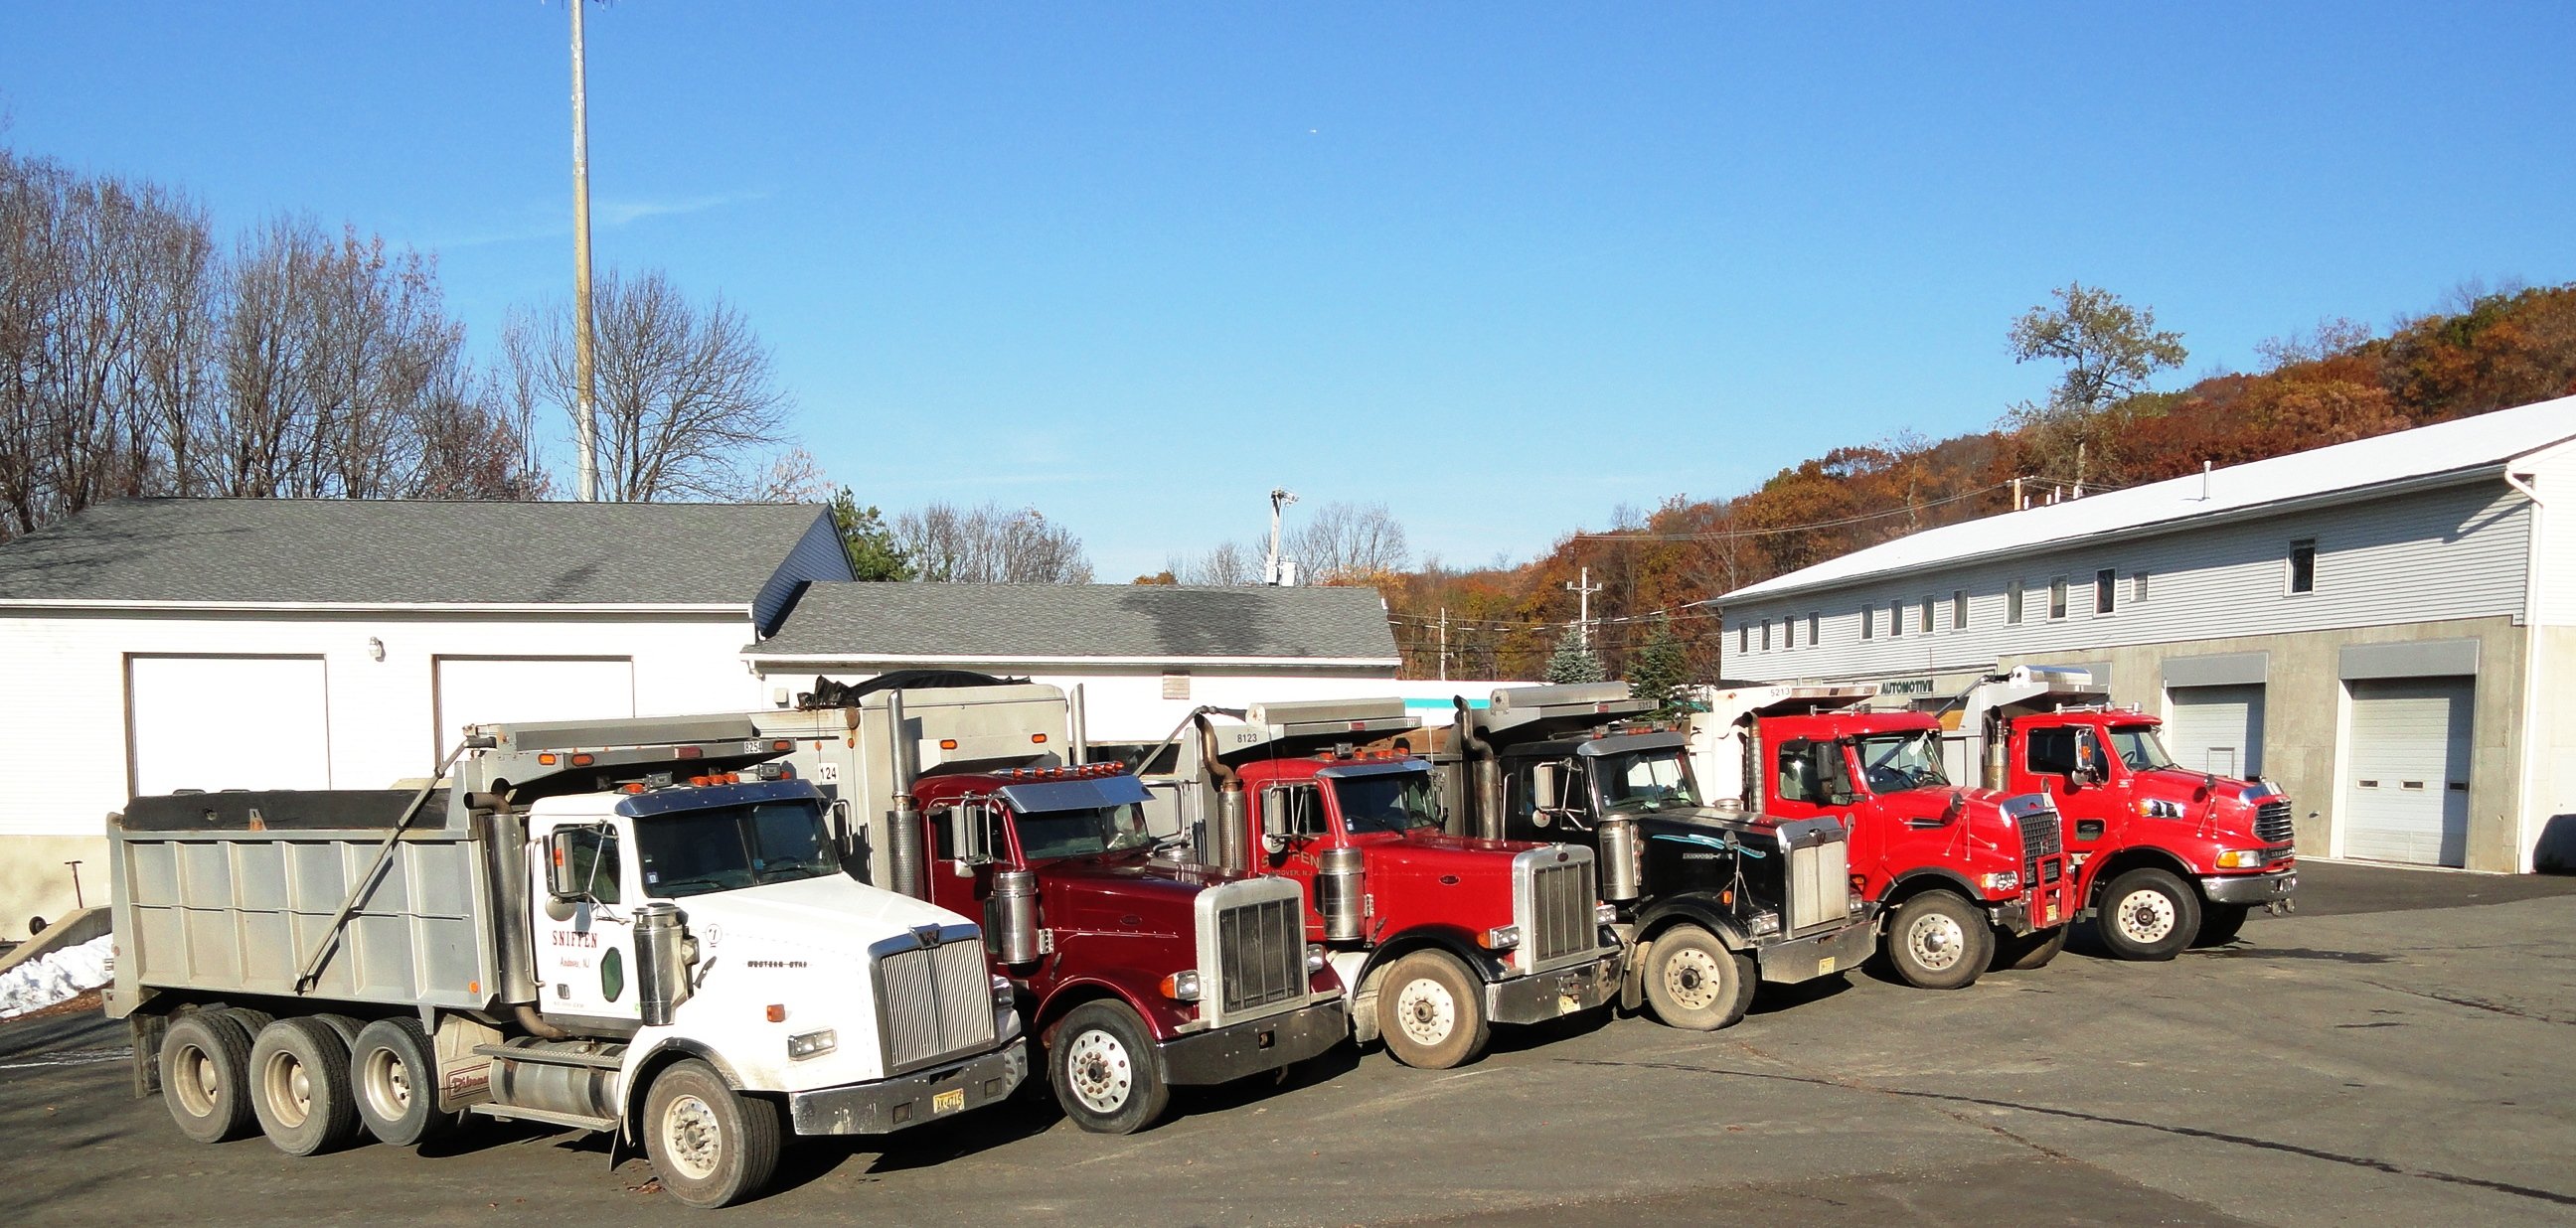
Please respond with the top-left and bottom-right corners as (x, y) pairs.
(1332, 771), (1443, 835)
(1592, 749), (1697, 812)
(2108, 725), (2176, 772)
(1014, 803), (1153, 860)
(1853, 730), (1950, 793)
(635, 800), (838, 899)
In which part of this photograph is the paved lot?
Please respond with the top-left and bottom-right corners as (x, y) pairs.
(8, 861), (2576, 1227)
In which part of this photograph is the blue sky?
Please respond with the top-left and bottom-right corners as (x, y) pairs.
(5, 3), (2571, 580)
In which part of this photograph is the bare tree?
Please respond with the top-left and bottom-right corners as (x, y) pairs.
(1289, 501), (1408, 584)
(1173, 539), (1258, 586)
(897, 501), (1093, 583)
(506, 267), (790, 502)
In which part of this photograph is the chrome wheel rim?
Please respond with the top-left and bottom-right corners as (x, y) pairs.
(1392, 976), (1457, 1047)
(260, 1050), (312, 1129)
(2115, 889), (2176, 944)
(1661, 946), (1725, 1011)
(360, 1046), (410, 1122)
(1905, 911), (1968, 973)
(661, 1094), (723, 1181)
(1062, 1027), (1135, 1115)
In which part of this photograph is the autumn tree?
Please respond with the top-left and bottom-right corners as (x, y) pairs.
(2005, 282), (2188, 486)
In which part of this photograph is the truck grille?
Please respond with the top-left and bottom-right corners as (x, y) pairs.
(2021, 804), (2063, 889)
(1522, 853), (1598, 970)
(1786, 835), (1849, 933)
(1213, 894), (1305, 1019)
(2255, 799), (2296, 849)
(877, 929), (997, 1075)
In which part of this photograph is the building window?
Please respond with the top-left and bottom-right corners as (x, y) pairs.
(1760, 619), (1772, 651)
(1783, 616), (1795, 649)
(2008, 580), (2024, 625)
(1919, 597), (1933, 634)
(2095, 568), (2116, 615)
(1861, 605), (1874, 639)
(2132, 571), (2149, 603)
(1739, 623), (1750, 654)
(1952, 590), (1968, 630)
(2289, 539), (2317, 594)
(2048, 577), (2068, 620)
(1888, 600), (1903, 637)
(1809, 613), (1820, 644)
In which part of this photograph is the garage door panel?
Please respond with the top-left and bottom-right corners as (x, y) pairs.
(2343, 677), (2473, 867)
(129, 655), (332, 795)
(2168, 684), (2264, 779)
(433, 657), (636, 751)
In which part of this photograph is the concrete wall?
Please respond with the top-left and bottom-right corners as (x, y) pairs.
(2532, 626), (2576, 872)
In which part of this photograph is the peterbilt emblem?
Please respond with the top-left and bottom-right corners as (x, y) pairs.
(913, 924), (945, 948)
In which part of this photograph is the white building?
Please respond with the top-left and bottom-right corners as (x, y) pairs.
(1713, 396), (2576, 874)
(0, 499), (855, 934)
(742, 582), (1405, 744)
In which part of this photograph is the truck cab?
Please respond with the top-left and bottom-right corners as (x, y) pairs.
(910, 762), (1345, 1134)
(1182, 699), (1623, 1070)
(1947, 667), (2298, 959)
(1734, 692), (2075, 986)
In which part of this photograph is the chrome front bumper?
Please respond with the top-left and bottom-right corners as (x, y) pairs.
(1755, 918), (1873, 985)
(785, 1043), (1028, 1137)
(1160, 998), (1348, 1086)
(2201, 868), (2299, 907)
(1486, 951), (1621, 1026)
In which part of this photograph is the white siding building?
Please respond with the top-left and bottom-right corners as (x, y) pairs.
(0, 499), (855, 934)
(1714, 396), (2576, 874)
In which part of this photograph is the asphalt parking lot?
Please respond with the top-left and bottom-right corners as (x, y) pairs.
(8, 860), (2576, 1228)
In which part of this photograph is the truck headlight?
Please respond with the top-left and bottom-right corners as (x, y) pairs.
(1749, 911), (1781, 937)
(1159, 970), (1202, 1001)
(2215, 849), (2271, 869)
(1594, 903), (1619, 927)
(990, 974), (1015, 1009)
(1482, 925), (1523, 951)
(1306, 943), (1327, 974)
(786, 1028), (837, 1061)
(1982, 871), (2021, 893)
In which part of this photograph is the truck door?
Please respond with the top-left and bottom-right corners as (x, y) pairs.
(926, 800), (1011, 923)
(530, 818), (642, 1023)
(2023, 724), (2113, 849)
(1255, 783), (1331, 940)
(1763, 737), (1845, 824)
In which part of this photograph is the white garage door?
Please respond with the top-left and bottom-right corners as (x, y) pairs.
(2168, 684), (2265, 778)
(2342, 677), (2474, 866)
(129, 655), (332, 795)
(433, 657), (636, 752)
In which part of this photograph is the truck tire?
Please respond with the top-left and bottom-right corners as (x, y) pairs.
(1047, 999), (1172, 1134)
(2095, 868), (2199, 962)
(2193, 903), (2251, 948)
(1996, 924), (2068, 971)
(642, 1059), (781, 1209)
(160, 1011), (258, 1144)
(1375, 950), (1492, 1069)
(350, 1016), (461, 1147)
(1883, 891), (1993, 991)
(1641, 925), (1755, 1031)
(311, 1013), (365, 1050)
(249, 1017), (364, 1155)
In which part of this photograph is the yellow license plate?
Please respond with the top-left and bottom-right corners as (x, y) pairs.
(2045, 902), (2060, 924)
(932, 1088), (965, 1115)
(1818, 956), (1838, 975)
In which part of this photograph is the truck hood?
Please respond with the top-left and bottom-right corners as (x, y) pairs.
(1032, 848), (1246, 937)
(667, 873), (976, 963)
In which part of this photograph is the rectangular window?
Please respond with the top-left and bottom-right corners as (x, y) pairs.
(2008, 580), (2024, 625)
(1888, 600), (1903, 638)
(2095, 568), (2116, 615)
(2289, 539), (2317, 594)
(1809, 613), (1820, 644)
(1919, 597), (1933, 634)
(2132, 571), (2149, 603)
(1760, 619), (1772, 651)
(1861, 605), (1874, 639)
(1952, 590), (1968, 630)
(2048, 577), (2068, 620)
(1739, 623), (1750, 654)
(1783, 616), (1795, 649)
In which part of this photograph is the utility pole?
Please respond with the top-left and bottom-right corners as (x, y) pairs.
(1264, 488), (1298, 585)
(569, 0), (601, 502)
(1437, 607), (1448, 682)
(1564, 566), (1603, 651)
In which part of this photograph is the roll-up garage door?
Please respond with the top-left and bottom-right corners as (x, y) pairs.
(2341, 677), (2473, 866)
(432, 657), (635, 753)
(2167, 684), (2265, 778)
(128, 655), (332, 795)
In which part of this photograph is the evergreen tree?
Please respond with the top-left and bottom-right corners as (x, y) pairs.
(831, 486), (914, 580)
(1626, 615), (1688, 714)
(1544, 631), (1606, 685)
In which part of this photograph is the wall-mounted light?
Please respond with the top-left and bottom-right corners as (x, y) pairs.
(368, 637), (386, 662)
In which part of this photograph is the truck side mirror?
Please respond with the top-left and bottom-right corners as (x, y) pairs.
(1532, 762), (1562, 811)
(1258, 787), (1293, 855)
(546, 825), (614, 901)
(948, 803), (992, 867)
(2074, 730), (2107, 783)
(1816, 746), (1856, 806)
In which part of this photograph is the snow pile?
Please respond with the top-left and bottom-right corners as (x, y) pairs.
(0, 934), (113, 1019)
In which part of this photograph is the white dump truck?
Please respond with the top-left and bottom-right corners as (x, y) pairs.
(107, 715), (1026, 1209)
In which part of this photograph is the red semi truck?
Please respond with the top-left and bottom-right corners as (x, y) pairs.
(1692, 685), (2076, 986)
(1936, 667), (2297, 960)
(1154, 698), (1625, 1070)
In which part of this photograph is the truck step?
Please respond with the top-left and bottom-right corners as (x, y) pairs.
(470, 1103), (618, 1133)
(473, 1043), (625, 1070)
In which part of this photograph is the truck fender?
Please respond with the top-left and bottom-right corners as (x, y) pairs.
(617, 1037), (746, 1144)
(1348, 929), (1508, 1045)
(1030, 976), (1169, 1046)
(1630, 895), (1752, 954)
(1883, 867), (1982, 910)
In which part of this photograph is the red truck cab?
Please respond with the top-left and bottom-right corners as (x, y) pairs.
(912, 763), (1346, 1133)
(1945, 667), (2297, 960)
(1208, 730), (1622, 1071)
(1697, 686), (2075, 988)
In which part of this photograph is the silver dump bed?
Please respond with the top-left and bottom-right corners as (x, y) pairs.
(110, 789), (504, 1013)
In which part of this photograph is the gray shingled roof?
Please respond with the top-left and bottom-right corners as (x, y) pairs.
(0, 499), (832, 605)
(750, 582), (1399, 662)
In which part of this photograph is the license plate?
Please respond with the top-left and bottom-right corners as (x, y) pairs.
(1818, 956), (1838, 975)
(2045, 902), (2060, 924)
(1557, 992), (1580, 1014)
(932, 1088), (965, 1115)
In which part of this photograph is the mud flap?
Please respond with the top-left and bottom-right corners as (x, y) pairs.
(1619, 936), (1648, 1012)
